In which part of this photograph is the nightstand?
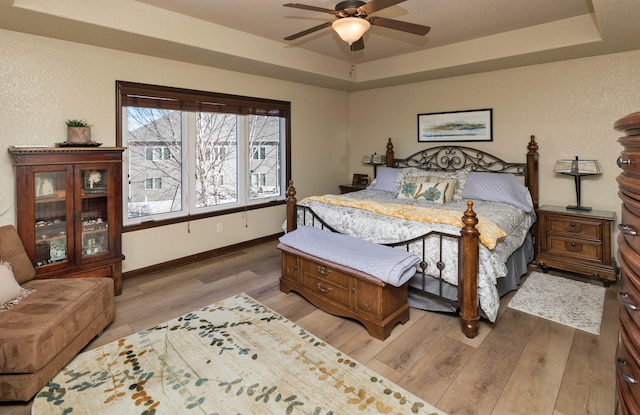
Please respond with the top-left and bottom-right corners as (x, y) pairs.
(536, 205), (617, 284)
(339, 184), (368, 194)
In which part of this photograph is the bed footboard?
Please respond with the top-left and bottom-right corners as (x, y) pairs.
(284, 181), (481, 338)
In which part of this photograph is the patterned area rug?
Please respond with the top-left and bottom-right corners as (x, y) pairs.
(508, 271), (606, 335)
(33, 293), (445, 414)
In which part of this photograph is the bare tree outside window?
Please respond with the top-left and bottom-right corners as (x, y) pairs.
(118, 81), (289, 227)
(249, 115), (281, 199)
(195, 112), (238, 208)
(126, 108), (183, 219)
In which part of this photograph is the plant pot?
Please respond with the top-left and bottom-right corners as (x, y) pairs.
(67, 127), (91, 144)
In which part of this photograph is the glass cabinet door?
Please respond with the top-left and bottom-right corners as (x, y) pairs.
(34, 170), (68, 267)
(79, 167), (110, 259)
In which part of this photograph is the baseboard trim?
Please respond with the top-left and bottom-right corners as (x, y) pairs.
(122, 233), (282, 281)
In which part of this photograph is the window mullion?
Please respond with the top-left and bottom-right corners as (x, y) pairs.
(184, 111), (195, 215)
(237, 115), (249, 205)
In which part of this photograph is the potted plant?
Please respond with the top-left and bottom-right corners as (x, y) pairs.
(66, 119), (92, 144)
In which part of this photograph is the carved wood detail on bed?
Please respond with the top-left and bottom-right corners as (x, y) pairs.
(285, 135), (539, 339)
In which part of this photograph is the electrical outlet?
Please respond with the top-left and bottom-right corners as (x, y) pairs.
(216, 223), (223, 232)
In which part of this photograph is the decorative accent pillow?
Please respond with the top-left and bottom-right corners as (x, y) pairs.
(367, 167), (399, 193)
(399, 166), (471, 202)
(397, 177), (450, 204)
(461, 172), (533, 212)
(0, 261), (37, 313)
(0, 261), (23, 306)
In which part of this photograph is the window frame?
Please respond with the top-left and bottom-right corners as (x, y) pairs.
(116, 81), (291, 232)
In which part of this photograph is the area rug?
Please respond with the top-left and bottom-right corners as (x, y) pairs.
(32, 293), (445, 415)
(508, 271), (606, 335)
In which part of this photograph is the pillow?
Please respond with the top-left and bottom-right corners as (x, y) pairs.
(461, 172), (533, 212)
(367, 167), (399, 193)
(397, 177), (450, 204)
(400, 166), (472, 202)
(0, 261), (23, 307)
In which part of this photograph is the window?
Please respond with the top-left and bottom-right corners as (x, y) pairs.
(253, 146), (266, 160)
(145, 147), (170, 161)
(251, 173), (266, 186)
(117, 81), (290, 226)
(145, 178), (162, 190)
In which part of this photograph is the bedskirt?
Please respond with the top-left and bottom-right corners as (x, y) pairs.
(408, 233), (534, 319)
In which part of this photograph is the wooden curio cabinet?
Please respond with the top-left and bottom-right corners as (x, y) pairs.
(9, 147), (125, 295)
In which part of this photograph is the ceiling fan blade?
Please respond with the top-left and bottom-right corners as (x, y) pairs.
(351, 37), (365, 51)
(284, 21), (333, 41)
(283, 3), (338, 14)
(369, 16), (430, 36)
(359, 0), (406, 14)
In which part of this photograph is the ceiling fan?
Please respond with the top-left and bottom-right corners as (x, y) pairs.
(283, 0), (430, 51)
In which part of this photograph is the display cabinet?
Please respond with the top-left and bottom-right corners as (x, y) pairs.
(9, 147), (125, 295)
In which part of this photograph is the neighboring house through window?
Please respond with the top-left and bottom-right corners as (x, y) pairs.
(116, 81), (290, 226)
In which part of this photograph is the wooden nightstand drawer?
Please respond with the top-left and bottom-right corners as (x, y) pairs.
(546, 216), (603, 240)
(536, 205), (617, 283)
(545, 235), (602, 262)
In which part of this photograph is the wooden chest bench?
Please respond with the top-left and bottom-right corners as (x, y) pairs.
(278, 244), (410, 340)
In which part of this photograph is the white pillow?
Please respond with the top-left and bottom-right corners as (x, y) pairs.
(0, 261), (23, 306)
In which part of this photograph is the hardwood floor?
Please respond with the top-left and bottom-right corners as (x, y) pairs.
(0, 240), (618, 415)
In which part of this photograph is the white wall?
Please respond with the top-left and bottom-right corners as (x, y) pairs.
(0, 29), (350, 272)
(349, 50), (640, 253)
(2, 27), (639, 272)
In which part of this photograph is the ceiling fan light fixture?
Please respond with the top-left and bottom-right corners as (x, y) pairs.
(332, 17), (370, 45)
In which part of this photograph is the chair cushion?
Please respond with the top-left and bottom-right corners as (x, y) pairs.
(0, 277), (114, 374)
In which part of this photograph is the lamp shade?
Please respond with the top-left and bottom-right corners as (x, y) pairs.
(332, 17), (370, 45)
(553, 158), (602, 176)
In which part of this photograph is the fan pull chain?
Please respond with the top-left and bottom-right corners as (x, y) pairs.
(349, 49), (355, 78)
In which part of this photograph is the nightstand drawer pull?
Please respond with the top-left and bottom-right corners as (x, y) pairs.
(620, 291), (638, 311)
(617, 357), (638, 384)
(570, 222), (576, 227)
(316, 283), (332, 293)
(618, 156), (631, 168)
(619, 224), (638, 236)
(316, 265), (332, 276)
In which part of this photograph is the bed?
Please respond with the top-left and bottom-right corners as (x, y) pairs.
(285, 135), (539, 338)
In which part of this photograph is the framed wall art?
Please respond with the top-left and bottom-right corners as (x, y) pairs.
(417, 108), (493, 142)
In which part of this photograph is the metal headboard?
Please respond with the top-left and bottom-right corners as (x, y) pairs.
(392, 145), (527, 176)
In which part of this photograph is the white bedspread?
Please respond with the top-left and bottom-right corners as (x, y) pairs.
(295, 189), (536, 322)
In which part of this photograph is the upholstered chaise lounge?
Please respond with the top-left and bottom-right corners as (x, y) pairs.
(0, 224), (115, 401)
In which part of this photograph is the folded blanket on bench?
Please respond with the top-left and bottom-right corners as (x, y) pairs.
(279, 226), (420, 287)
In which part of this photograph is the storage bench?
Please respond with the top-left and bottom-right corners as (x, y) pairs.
(278, 243), (411, 340)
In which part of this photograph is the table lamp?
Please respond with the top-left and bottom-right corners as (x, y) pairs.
(553, 156), (602, 211)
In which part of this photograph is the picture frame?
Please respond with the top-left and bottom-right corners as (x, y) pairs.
(352, 173), (369, 186)
(417, 108), (493, 142)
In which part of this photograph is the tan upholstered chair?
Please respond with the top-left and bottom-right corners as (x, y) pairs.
(0, 225), (115, 401)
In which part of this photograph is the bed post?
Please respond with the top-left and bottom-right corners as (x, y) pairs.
(386, 138), (394, 167)
(459, 201), (480, 338)
(286, 180), (297, 233)
(526, 135), (539, 211)
(526, 135), (539, 251)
